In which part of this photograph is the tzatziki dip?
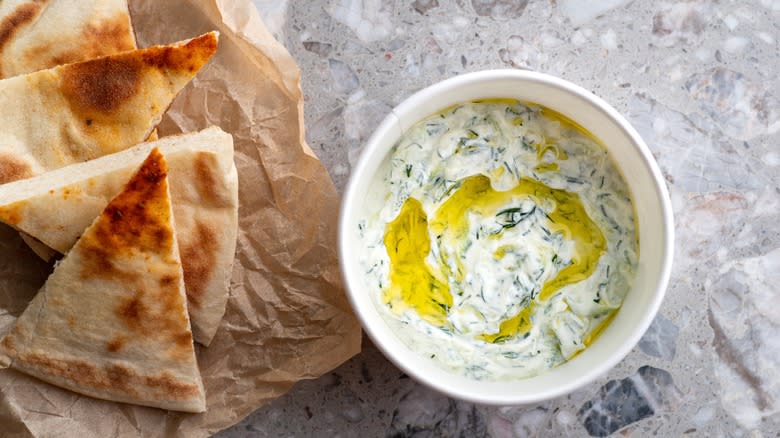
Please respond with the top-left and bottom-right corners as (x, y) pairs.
(358, 100), (638, 380)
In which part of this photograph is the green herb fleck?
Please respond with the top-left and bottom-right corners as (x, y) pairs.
(496, 206), (536, 229)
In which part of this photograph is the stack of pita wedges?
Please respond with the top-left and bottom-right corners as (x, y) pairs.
(0, 1), (240, 413)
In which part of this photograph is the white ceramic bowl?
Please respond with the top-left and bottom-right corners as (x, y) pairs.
(339, 70), (674, 405)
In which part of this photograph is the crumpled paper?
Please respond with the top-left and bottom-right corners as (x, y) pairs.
(0, 0), (362, 436)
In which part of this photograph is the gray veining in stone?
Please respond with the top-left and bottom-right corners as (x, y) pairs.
(578, 366), (682, 437)
(637, 314), (679, 360)
(220, 0), (780, 436)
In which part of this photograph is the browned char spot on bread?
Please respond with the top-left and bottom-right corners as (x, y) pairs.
(112, 281), (193, 360)
(0, 201), (25, 226)
(0, 324), (27, 355)
(180, 222), (218, 308)
(76, 13), (135, 55)
(144, 372), (200, 399)
(25, 353), (137, 397)
(193, 152), (231, 205)
(160, 274), (177, 287)
(79, 148), (172, 267)
(106, 336), (126, 353)
(140, 32), (218, 73)
(117, 290), (148, 331)
(0, 153), (33, 184)
(0, 333), (16, 353)
(23, 353), (200, 400)
(60, 55), (141, 114)
(0, 0), (46, 77)
(194, 152), (218, 202)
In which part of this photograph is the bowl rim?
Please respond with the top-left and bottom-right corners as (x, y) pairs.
(338, 69), (675, 405)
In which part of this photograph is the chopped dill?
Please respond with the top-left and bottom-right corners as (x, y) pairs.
(426, 123), (446, 136)
(506, 107), (524, 116)
(496, 206), (536, 229)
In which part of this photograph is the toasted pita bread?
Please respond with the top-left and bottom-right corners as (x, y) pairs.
(0, 149), (206, 412)
(0, 31), (218, 185)
(18, 128), (159, 262)
(0, 0), (141, 258)
(0, 0), (137, 78)
(0, 127), (238, 346)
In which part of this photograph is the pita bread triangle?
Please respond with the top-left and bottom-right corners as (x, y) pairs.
(0, 148), (206, 413)
(0, 0), (136, 257)
(0, 0), (137, 78)
(0, 127), (238, 346)
(0, 0), (151, 260)
(0, 31), (218, 185)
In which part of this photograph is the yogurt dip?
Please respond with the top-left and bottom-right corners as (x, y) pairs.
(358, 100), (638, 380)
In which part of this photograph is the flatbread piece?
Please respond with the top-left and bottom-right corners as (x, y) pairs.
(0, 31), (218, 184)
(0, 0), (137, 78)
(0, 0), (140, 259)
(0, 148), (206, 412)
(0, 127), (238, 346)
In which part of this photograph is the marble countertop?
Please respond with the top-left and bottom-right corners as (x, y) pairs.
(220, 1), (779, 436)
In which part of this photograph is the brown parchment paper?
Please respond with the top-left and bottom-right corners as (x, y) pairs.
(0, 0), (362, 436)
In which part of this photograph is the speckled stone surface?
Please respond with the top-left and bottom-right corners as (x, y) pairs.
(219, 1), (779, 436)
